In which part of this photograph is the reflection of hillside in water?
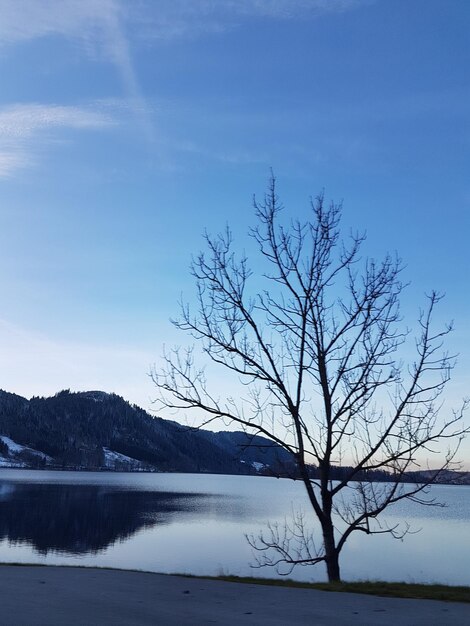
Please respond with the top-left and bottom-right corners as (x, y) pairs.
(0, 482), (213, 555)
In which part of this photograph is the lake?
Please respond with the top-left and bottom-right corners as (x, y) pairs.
(0, 469), (468, 585)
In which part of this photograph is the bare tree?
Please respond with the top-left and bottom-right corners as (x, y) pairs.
(152, 176), (468, 582)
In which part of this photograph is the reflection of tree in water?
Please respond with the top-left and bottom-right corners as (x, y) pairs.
(0, 483), (212, 555)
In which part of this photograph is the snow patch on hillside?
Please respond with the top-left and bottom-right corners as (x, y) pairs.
(0, 435), (52, 461)
(103, 448), (146, 469)
(0, 457), (25, 467)
(0, 436), (26, 454)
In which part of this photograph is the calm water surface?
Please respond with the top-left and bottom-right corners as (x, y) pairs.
(0, 469), (468, 584)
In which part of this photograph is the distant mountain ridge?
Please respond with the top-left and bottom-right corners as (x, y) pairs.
(0, 389), (468, 484)
(0, 389), (294, 474)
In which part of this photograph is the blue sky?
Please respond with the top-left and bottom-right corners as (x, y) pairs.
(0, 0), (468, 460)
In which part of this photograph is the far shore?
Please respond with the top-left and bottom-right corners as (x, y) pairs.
(1, 465), (470, 487)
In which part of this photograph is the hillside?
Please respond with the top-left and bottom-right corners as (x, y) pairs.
(0, 389), (294, 474)
(0, 389), (467, 484)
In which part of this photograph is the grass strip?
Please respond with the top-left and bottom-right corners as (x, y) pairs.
(212, 575), (470, 603)
(1, 564), (468, 603)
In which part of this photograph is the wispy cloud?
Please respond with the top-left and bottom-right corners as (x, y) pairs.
(0, 103), (116, 177)
(0, 1), (371, 51)
(0, 0), (118, 46)
(129, 0), (372, 41)
(0, 103), (115, 138)
(0, 0), (371, 46)
(0, 152), (32, 178)
(0, 0), (370, 172)
(0, 0), (154, 140)
(183, 0), (368, 20)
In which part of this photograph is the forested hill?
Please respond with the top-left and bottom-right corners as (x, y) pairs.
(0, 389), (294, 474)
(0, 389), (468, 484)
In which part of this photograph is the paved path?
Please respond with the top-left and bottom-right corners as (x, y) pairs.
(0, 566), (468, 625)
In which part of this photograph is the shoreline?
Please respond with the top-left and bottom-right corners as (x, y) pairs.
(2, 464), (470, 486)
(2, 562), (469, 603)
(0, 564), (469, 626)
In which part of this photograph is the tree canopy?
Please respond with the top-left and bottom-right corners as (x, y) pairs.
(153, 176), (468, 581)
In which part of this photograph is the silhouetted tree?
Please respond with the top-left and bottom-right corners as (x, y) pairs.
(153, 175), (468, 582)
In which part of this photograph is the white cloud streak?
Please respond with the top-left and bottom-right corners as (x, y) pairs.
(0, 1), (371, 52)
(0, 0), (370, 173)
(0, 103), (115, 138)
(0, 103), (116, 177)
(177, 0), (367, 20)
(0, 0), (119, 46)
(0, 0), (370, 46)
(0, 0), (154, 141)
(129, 0), (372, 40)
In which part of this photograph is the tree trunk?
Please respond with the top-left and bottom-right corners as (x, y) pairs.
(323, 521), (341, 582)
(325, 551), (340, 582)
